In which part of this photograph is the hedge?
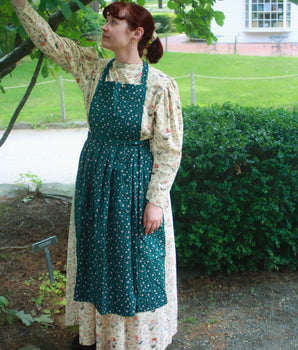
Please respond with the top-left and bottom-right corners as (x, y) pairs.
(172, 103), (297, 274)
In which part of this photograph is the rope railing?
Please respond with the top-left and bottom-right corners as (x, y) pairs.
(3, 71), (298, 90)
(174, 73), (298, 80)
(4, 80), (57, 89)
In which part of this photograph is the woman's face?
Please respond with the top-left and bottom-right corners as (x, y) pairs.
(101, 14), (134, 52)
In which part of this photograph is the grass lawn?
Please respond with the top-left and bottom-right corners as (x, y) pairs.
(1, 58), (86, 128)
(1, 52), (298, 128)
(156, 52), (298, 108)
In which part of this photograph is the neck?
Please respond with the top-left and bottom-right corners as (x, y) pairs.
(114, 48), (142, 64)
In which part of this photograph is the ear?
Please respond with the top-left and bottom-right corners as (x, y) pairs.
(131, 26), (144, 42)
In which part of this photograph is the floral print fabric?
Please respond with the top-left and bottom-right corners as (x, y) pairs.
(74, 59), (168, 316)
(15, 2), (183, 349)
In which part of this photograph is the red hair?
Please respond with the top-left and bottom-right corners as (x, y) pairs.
(103, 1), (163, 63)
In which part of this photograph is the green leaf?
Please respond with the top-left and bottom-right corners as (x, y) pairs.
(38, 0), (47, 12)
(175, 23), (185, 33)
(57, 298), (66, 305)
(22, 195), (34, 203)
(0, 296), (9, 308)
(15, 310), (34, 326)
(60, 2), (73, 20)
(213, 11), (225, 26)
(17, 24), (28, 40)
(167, 1), (180, 10)
(41, 62), (49, 78)
(46, 0), (59, 11)
(73, 0), (86, 10)
(98, 0), (106, 7)
(34, 314), (54, 324)
(10, 11), (20, 26)
(137, 0), (145, 6)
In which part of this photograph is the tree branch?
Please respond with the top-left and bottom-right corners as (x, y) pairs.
(0, 52), (44, 148)
(0, 64), (16, 80)
(0, 0), (93, 79)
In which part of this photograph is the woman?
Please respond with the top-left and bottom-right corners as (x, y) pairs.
(11, 1), (183, 349)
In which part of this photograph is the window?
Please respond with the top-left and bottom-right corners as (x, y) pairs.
(245, 0), (291, 30)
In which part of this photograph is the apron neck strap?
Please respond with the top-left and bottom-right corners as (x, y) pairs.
(140, 61), (148, 85)
(101, 58), (149, 86)
(101, 59), (115, 82)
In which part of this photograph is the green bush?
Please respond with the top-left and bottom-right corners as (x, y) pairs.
(80, 8), (105, 35)
(152, 13), (176, 33)
(172, 103), (298, 274)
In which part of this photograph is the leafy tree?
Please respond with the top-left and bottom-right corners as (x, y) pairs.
(0, 0), (224, 146)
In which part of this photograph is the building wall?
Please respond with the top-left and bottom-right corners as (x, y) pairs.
(211, 0), (298, 43)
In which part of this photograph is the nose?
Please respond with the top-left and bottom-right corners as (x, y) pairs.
(102, 23), (108, 32)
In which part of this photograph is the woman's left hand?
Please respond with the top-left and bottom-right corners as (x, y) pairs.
(143, 202), (163, 235)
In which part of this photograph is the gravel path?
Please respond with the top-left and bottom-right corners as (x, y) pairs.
(168, 270), (298, 350)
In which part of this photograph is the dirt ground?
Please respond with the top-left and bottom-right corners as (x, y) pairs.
(0, 194), (297, 350)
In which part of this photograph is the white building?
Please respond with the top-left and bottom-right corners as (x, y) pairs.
(211, 0), (298, 44)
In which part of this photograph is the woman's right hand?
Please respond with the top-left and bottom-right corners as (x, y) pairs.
(10, 0), (26, 8)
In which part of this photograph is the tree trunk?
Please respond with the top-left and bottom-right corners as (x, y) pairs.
(158, 0), (163, 9)
(0, 53), (44, 148)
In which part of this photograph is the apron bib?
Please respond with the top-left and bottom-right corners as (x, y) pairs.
(73, 59), (167, 317)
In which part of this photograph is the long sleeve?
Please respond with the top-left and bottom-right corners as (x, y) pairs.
(14, 2), (98, 80)
(146, 78), (183, 208)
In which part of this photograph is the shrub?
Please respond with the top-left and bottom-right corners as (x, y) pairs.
(152, 13), (176, 33)
(172, 103), (298, 274)
(81, 9), (106, 35)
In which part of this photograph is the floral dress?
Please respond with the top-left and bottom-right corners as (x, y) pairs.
(14, 2), (183, 349)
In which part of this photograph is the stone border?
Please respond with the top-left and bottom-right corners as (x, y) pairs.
(0, 183), (75, 202)
(0, 121), (88, 130)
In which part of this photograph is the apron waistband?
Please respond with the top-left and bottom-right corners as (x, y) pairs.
(88, 133), (150, 147)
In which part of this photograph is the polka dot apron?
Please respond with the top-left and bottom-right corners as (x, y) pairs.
(73, 59), (167, 317)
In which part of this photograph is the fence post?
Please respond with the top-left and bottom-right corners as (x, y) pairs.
(59, 75), (66, 122)
(191, 71), (196, 105)
(234, 35), (238, 55)
(165, 31), (168, 52)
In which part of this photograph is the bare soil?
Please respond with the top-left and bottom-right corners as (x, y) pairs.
(0, 194), (297, 350)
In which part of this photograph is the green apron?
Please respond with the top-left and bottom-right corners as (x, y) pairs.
(74, 59), (167, 317)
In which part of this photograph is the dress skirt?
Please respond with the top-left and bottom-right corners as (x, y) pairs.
(65, 197), (177, 349)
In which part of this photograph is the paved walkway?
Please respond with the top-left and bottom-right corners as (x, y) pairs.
(161, 34), (298, 56)
(0, 128), (88, 185)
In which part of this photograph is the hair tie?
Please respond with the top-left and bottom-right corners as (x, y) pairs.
(149, 31), (158, 45)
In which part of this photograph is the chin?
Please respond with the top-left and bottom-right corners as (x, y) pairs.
(102, 41), (113, 50)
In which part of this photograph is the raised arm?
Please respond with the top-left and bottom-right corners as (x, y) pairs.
(10, 0), (98, 79)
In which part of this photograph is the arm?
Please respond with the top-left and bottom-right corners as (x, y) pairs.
(146, 78), (183, 208)
(11, 0), (98, 78)
(143, 78), (183, 234)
